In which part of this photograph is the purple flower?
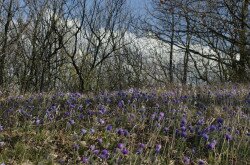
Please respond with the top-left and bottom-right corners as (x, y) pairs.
(181, 126), (186, 131)
(101, 149), (109, 155)
(202, 133), (209, 141)
(203, 127), (209, 133)
(209, 125), (216, 132)
(93, 149), (100, 155)
(99, 106), (107, 114)
(35, 119), (40, 125)
(69, 119), (75, 125)
(79, 114), (84, 119)
(139, 143), (146, 148)
(163, 127), (169, 134)
(158, 112), (165, 121)
(65, 111), (70, 117)
(90, 145), (95, 151)
(98, 118), (105, 125)
(208, 140), (217, 150)
(128, 113), (136, 121)
(90, 128), (95, 134)
(117, 128), (124, 136)
(97, 138), (103, 144)
(85, 99), (91, 106)
(121, 148), (129, 155)
(225, 133), (232, 141)
(118, 100), (124, 108)
(197, 118), (205, 125)
(156, 123), (161, 128)
(78, 104), (83, 110)
(155, 144), (162, 153)
(181, 117), (187, 126)
(100, 149), (109, 159)
(151, 113), (157, 120)
(124, 129), (129, 136)
(117, 143), (125, 149)
(183, 156), (190, 165)
(217, 117), (224, 125)
(81, 129), (87, 135)
(106, 125), (113, 131)
(81, 157), (88, 163)
(181, 131), (187, 138)
(198, 159), (206, 165)
(73, 143), (79, 150)
(136, 148), (143, 154)
(136, 143), (146, 154)
(189, 125), (194, 133)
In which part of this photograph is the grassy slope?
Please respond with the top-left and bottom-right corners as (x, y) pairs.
(0, 84), (249, 164)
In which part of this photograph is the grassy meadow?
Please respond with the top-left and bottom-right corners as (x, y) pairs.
(0, 84), (249, 164)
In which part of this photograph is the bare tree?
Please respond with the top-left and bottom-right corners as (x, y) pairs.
(0, 0), (15, 87)
(61, 0), (130, 92)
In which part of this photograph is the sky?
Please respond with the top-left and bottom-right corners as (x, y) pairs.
(128, 0), (149, 16)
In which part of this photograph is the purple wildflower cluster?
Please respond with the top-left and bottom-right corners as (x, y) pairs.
(0, 85), (249, 164)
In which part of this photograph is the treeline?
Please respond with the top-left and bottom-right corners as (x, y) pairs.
(0, 0), (249, 93)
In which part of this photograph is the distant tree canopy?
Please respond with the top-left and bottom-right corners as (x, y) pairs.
(0, 0), (249, 93)
(146, 0), (250, 83)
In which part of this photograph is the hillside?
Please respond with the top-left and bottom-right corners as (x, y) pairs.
(0, 84), (249, 164)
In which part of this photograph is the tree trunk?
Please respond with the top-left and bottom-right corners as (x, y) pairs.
(183, 17), (191, 84)
(169, 13), (175, 83)
(235, 0), (249, 82)
(0, 0), (13, 87)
